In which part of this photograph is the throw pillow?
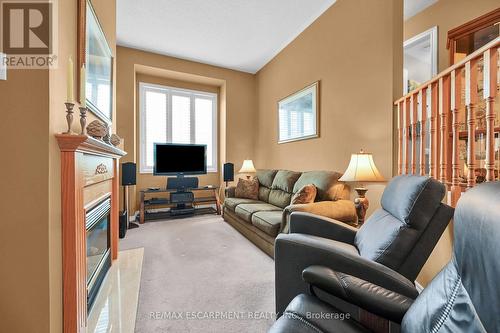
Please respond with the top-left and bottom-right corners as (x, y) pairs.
(235, 177), (259, 200)
(291, 184), (317, 205)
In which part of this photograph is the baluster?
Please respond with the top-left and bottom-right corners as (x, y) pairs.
(405, 98), (411, 174)
(398, 102), (404, 175)
(430, 82), (439, 179)
(439, 76), (451, 184)
(483, 48), (498, 181)
(419, 89), (427, 175)
(465, 59), (478, 188)
(450, 68), (462, 205)
(411, 94), (418, 174)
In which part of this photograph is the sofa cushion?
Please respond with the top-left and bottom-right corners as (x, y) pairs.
(269, 170), (302, 208)
(252, 211), (283, 237)
(258, 187), (271, 202)
(224, 197), (261, 212)
(256, 169), (278, 202)
(235, 203), (282, 223)
(269, 190), (293, 209)
(293, 170), (348, 201)
(257, 169), (278, 188)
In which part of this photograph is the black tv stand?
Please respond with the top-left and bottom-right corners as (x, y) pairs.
(139, 186), (221, 223)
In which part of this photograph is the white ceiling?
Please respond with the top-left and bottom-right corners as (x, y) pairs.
(404, 0), (438, 20)
(117, 0), (337, 74)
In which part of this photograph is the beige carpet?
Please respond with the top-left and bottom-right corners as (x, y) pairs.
(119, 214), (275, 333)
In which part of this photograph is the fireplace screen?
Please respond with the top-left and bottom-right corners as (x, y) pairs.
(86, 196), (111, 311)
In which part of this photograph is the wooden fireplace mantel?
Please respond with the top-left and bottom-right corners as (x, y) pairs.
(56, 134), (126, 333)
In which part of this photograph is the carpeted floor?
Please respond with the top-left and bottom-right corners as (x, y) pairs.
(119, 214), (275, 333)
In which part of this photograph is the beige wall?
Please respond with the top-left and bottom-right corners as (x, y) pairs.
(404, 0), (499, 286)
(116, 47), (257, 213)
(0, 69), (51, 332)
(405, 0), (500, 72)
(0, 0), (116, 332)
(254, 0), (403, 217)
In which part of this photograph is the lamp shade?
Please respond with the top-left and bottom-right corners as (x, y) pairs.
(239, 160), (256, 174)
(339, 150), (385, 182)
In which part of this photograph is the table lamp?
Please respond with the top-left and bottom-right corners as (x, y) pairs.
(239, 160), (256, 179)
(339, 150), (385, 225)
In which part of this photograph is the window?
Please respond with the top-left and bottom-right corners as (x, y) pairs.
(139, 82), (217, 173)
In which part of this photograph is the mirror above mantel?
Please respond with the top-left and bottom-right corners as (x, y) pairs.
(78, 0), (113, 125)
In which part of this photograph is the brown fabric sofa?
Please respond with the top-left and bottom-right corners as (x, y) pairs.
(223, 169), (357, 257)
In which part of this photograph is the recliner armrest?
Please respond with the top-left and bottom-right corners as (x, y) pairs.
(277, 234), (419, 299)
(303, 265), (414, 324)
(289, 212), (358, 244)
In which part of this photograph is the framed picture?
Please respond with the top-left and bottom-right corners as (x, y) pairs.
(77, 0), (113, 124)
(278, 81), (319, 144)
(404, 26), (438, 94)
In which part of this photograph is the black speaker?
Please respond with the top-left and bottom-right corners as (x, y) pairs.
(119, 211), (128, 238)
(121, 162), (136, 185)
(167, 177), (199, 190)
(223, 163), (234, 182)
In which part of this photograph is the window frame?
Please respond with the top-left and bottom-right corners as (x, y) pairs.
(139, 82), (218, 174)
(277, 81), (320, 144)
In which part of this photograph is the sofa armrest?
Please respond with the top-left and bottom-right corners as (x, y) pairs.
(225, 186), (236, 198)
(289, 212), (358, 244)
(282, 200), (357, 233)
(303, 265), (414, 324)
(274, 233), (419, 315)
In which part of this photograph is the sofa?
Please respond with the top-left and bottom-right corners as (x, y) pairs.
(223, 169), (358, 257)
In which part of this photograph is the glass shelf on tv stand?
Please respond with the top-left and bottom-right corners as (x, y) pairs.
(140, 186), (219, 194)
(139, 186), (221, 223)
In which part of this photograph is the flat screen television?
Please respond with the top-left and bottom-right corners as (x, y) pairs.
(153, 143), (207, 175)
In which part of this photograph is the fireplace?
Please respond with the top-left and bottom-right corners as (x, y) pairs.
(86, 196), (112, 312)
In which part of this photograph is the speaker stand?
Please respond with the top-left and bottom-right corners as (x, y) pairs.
(124, 185), (139, 229)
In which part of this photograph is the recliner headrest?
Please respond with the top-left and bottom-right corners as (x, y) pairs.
(381, 175), (445, 229)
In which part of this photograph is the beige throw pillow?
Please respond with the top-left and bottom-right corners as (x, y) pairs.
(291, 184), (317, 205)
(235, 178), (259, 200)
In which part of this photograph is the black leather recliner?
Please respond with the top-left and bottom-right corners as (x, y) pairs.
(269, 181), (500, 333)
(275, 175), (454, 315)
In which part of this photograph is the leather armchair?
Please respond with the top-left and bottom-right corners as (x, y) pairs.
(269, 181), (500, 333)
(275, 175), (454, 315)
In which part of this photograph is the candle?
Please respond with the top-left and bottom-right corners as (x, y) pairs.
(67, 57), (74, 102)
(80, 64), (86, 107)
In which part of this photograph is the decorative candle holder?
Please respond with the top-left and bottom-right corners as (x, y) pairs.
(64, 102), (75, 134)
(79, 107), (87, 135)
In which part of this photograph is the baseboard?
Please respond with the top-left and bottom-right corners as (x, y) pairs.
(414, 281), (424, 293)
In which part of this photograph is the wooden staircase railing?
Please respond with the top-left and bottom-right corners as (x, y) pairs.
(395, 37), (499, 206)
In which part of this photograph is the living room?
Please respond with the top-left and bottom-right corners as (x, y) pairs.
(1, 0), (499, 332)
